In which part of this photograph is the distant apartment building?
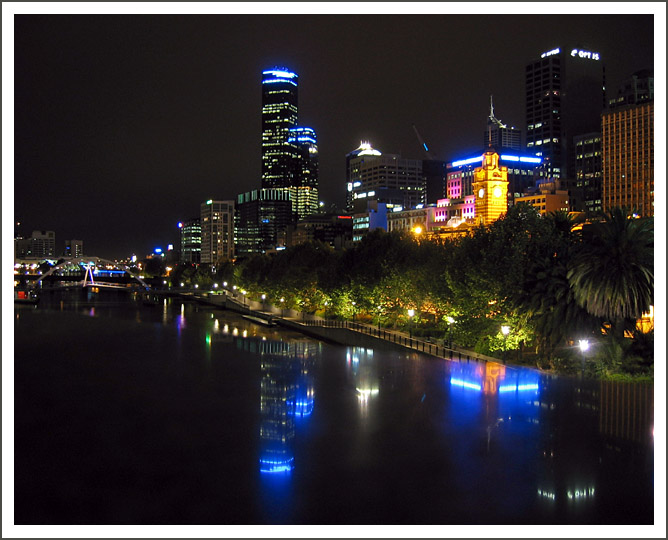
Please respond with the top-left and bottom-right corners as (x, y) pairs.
(15, 230), (56, 259)
(64, 239), (83, 258)
(179, 218), (201, 264)
(352, 200), (390, 242)
(200, 200), (235, 265)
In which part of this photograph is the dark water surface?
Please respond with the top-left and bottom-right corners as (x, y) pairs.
(14, 290), (654, 525)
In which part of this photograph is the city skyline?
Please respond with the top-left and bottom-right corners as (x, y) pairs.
(7, 5), (661, 259)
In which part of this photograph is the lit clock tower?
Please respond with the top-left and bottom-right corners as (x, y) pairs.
(472, 149), (509, 226)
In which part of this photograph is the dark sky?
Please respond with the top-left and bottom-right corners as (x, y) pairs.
(12, 11), (656, 259)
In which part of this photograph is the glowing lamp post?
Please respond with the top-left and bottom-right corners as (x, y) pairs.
(501, 325), (510, 364)
(351, 301), (356, 323)
(408, 309), (415, 339)
(446, 316), (455, 349)
(261, 294), (266, 312)
(579, 339), (590, 377)
(280, 297), (285, 318)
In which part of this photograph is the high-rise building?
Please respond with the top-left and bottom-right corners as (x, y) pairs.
(64, 239), (83, 258)
(287, 127), (319, 219)
(235, 188), (293, 257)
(601, 101), (654, 216)
(200, 200), (235, 266)
(178, 218), (201, 264)
(525, 46), (606, 180)
(261, 67), (318, 221)
(346, 142), (425, 212)
(572, 132), (603, 213)
(485, 96), (521, 150)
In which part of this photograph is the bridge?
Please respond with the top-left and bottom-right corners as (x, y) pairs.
(16, 257), (151, 291)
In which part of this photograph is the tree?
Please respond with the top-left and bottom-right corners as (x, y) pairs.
(567, 208), (653, 335)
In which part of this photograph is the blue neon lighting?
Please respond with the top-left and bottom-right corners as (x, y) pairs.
(263, 78), (297, 86)
(500, 154), (519, 161)
(498, 383), (540, 393)
(451, 156), (483, 167)
(263, 69), (297, 79)
(519, 156), (542, 163)
(423, 143), (429, 152)
(450, 378), (482, 391)
(259, 457), (295, 473)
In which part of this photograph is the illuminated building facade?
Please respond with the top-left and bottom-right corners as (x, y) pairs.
(352, 200), (389, 242)
(601, 97), (654, 217)
(446, 149), (541, 203)
(472, 149), (509, 226)
(571, 132), (603, 213)
(200, 200), (235, 265)
(287, 127), (319, 219)
(608, 69), (653, 109)
(346, 142), (425, 212)
(514, 181), (570, 215)
(386, 206), (437, 234)
(261, 68), (318, 221)
(235, 188), (293, 256)
(526, 47), (606, 180)
(178, 218), (201, 264)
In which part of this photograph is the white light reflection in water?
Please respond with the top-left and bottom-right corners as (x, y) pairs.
(213, 319), (219, 332)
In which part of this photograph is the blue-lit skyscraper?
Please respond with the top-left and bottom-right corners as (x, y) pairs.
(261, 68), (318, 221)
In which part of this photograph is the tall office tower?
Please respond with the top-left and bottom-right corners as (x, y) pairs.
(346, 142), (425, 212)
(261, 67), (318, 221)
(422, 159), (447, 204)
(572, 133), (603, 213)
(178, 218), (201, 263)
(601, 101), (654, 217)
(63, 239), (83, 258)
(234, 188), (293, 257)
(525, 47), (606, 180)
(287, 127), (319, 219)
(200, 200), (235, 266)
(484, 96), (521, 150)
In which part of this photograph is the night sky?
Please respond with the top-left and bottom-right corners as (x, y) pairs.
(9, 7), (658, 259)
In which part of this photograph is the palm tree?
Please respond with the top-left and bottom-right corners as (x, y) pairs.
(567, 207), (653, 334)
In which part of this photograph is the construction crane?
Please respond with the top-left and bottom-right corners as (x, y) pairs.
(412, 124), (436, 160)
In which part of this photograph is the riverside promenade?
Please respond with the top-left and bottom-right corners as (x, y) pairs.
(176, 289), (501, 365)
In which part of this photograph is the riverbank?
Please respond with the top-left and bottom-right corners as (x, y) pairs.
(176, 290), (504, 366)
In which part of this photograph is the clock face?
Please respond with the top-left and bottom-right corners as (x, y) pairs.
(478, 188), (485, 198)
(493, 186), (503, 198)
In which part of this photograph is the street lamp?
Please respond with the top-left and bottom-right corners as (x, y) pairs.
(280, 297), (285, 317)
(377, 305), (382, 330)
(446, 316), (455, 349)
(579, 339), (590, 377)
(261, 294), (266, 312)
(351, 301), (356, 323)
(241, 290), (247, 306)
(501, 325), (510, 364)
(408, 309), (415, 339)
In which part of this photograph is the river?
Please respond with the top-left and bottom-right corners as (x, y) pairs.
(13, 289), (654, 526)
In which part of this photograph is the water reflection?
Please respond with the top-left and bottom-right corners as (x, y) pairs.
(347, 348), (380, 417)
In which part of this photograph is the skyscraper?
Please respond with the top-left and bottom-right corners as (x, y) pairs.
(200, 200), (235, 265)
(525, 46), (606, 180)
(261, 67), (318, 221)
(345, 142), (425, 212)
(485, 96), (521, 150)
(178, 218), (201, 264)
